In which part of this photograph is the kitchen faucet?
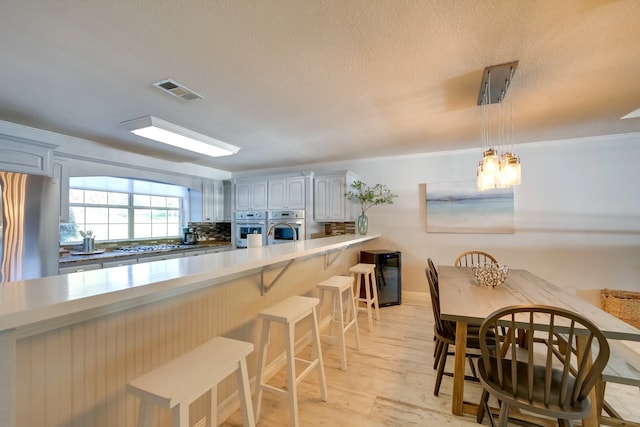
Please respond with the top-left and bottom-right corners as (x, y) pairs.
(267, 222), (298, 241)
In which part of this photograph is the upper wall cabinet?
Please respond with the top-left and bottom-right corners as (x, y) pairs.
(267, 177), (305, 210)
(0, 136), (56, 176)
(202, 179), (225, 222)
(314, 171), (359, 221)
(235, 180), (267, 211)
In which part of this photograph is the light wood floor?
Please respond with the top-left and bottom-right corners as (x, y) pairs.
(223, 295), (640, 426)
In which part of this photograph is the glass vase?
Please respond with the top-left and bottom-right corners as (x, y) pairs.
(357, 213), (368, 235)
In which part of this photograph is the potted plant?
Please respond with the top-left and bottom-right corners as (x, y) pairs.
(345, 180), (397, 235)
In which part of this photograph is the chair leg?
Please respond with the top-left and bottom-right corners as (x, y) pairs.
(557, 419), (573, 427)
(434, 342), (448, 396)
(497, 402), (510, 427)
(433, 339), (443, 369)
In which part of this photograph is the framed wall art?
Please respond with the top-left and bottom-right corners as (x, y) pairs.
(426, 180), (514, 233)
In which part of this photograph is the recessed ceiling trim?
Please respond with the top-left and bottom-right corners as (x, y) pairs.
(152, 79), (204, 102)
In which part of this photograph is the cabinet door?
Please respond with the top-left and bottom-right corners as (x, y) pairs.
(202, 180), (214, 221)
(223, 181), (232, 221)
(314, 175), (346, 220)
(211, 180), (224, 221)
(285, 177), (305, 209)
(235, 182), (252, 210)
(251, 181), (268, 210)
(267, 179), (286, 210)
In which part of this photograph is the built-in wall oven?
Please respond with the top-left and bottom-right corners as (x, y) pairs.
(234, 211), (267, 248)
(267, 210), (305, 245)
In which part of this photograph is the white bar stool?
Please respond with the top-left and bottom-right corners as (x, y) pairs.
(349, 263), (381, 331)
(317, 275), (361, 370)
(253, 295), (328, 427)
(127, 336), (255, 427)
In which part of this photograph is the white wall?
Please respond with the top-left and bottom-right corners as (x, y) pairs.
(294, 133), (640, 304)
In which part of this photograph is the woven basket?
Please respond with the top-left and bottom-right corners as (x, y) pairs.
(600, 288), (640, 329)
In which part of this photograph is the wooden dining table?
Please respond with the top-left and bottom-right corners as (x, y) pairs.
(438, 265), (640, 427)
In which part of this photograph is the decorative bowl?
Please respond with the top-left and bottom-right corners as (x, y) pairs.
(473, 263), (509, 288)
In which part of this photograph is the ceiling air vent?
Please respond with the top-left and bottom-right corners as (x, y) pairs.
(152, 79), (204, 102)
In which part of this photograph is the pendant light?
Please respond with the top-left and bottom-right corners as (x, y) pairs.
(476, 61), (520, 191)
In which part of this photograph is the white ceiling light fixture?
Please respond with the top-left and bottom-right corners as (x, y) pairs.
(122, 116), (240, 158)
(476, 61), (521, 191)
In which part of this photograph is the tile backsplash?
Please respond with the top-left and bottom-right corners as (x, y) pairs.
(189, 221), (232, 242)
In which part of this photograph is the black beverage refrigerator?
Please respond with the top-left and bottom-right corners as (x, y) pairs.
(359, 250), (401, 306)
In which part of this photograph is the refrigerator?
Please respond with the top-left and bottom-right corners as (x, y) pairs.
(0, 171), (60, 284)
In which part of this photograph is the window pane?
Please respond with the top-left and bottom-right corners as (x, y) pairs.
(85, 190), (107, 205)
(152, 209), (167, 221)
(152, 224), (167, 237)
(108, 192), (128, 205)
(86, 207), (109, 222)
(167, 223), (181, 236)
(167, 197), (180, 208)
(168, 211), (180, 223)
(109, 224), (129, 239)
(133, 194), (150, 207)
(109, 208), (128, 223)
(150, 196), (166, 208)
(134, 224), (151, 238)
(69, 189), (84, 203)
(134, 209), (151, 222)
(85, 224), (109, 240)
(70, 206), (85, 224)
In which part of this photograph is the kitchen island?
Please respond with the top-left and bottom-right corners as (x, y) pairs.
(0, 234), (380, 427)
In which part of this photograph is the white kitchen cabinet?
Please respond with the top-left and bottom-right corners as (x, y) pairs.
(223, 180), (232, 221)
(206, 246), (232, 254)
(53, 158), (69, 223)
(0, 136), (55, 176)
(268, 177), (305, 210)
(59, 263), (102, 275)
(102, 258), (138, 268)
(314, 171), (359, 221)
(202, 179), (224, 222)
(235, 180), (267, 211)
(184, 250), (207, 257)
(137, 252), (184, 263)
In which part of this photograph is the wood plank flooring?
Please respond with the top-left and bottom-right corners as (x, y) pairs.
(223, 295), (640, 426)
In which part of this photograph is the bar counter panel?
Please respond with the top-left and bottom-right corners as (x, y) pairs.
(4, 235), (379, 427)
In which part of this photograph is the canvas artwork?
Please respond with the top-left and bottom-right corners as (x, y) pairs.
(426, 181), (514, 233)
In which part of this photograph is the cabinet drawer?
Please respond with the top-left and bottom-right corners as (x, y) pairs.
(102, 258), (138, 268)
(59, 263), (102, 275)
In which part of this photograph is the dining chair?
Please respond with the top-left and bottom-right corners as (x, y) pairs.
(454, 250), (497, 267)
(476, 304), (610, 427)
(425, 267), (482, 396)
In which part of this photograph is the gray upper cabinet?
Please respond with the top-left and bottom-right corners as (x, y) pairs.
(314, 171), (358, 221)
(267, 177), (305, 210)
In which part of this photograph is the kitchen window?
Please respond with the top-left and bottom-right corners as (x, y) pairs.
(61, 177), (186, 243)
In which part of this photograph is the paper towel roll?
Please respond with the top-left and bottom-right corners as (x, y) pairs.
(247, 233), (263, 248)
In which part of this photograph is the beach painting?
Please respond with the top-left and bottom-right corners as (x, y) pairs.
(426, 181), (514, 233)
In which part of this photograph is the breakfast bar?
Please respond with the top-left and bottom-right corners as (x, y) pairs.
(0, 234), (379, 427)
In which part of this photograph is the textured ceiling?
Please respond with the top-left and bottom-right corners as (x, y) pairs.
(1, 0), (639, 172)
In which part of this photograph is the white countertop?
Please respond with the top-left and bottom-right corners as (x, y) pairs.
(0, 234), (379, 331)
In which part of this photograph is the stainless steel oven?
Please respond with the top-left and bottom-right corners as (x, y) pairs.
(234, 211), (267, 248)
(267, 210), (305, 245)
